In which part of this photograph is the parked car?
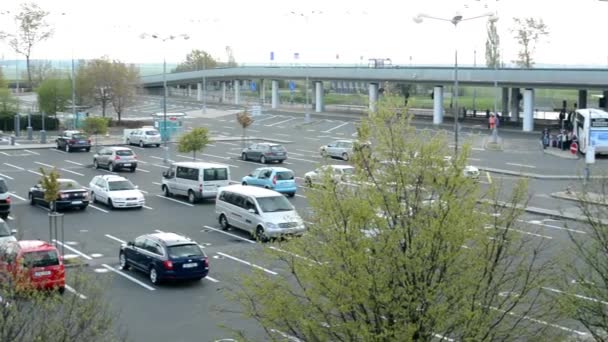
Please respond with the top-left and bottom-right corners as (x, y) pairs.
(0, 240), (65, 293)
(241, 143), (287, 164)
(28, 178), (89, 211)
(216, 185), (306, 241)
(320, 139), (370, 161)
(89, 175), (145, 209)
(0, 177), (10, 219)
(161, 162), (231, 203)
(119, 232), (209, 285)
(93, 146), (138, 172)
(0, 219), (17, 245)
(442, 156), (480, 179)
(125, 127), (162, 147)
(303, 165), (356, 187)
(241, 167), (297, 197)
(56, 130), (91, 152)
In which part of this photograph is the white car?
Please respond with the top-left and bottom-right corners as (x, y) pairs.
(443, 156), (480, 179)
(303, 165), (356, 187)
(89, 175), (145, 209)
(125, 127), (161, 147)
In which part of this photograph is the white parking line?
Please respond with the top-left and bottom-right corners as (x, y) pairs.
(522, 219), (586, 234)
(203, 225), (256, 244)
(98, 169), (118, 174)
(304, 137), (320, 141)
(64, 160), (84, 166)
(155, 195), (195, 207)
(136, 168), (151, 173)
(506, 163), (536, 169)
(268, 246), (321, 265)
(24, 149), (40, 155)
(50, 149), (67, 154)
(152, 182), (162, 185)
(136, 160), (148, 164)
(286, 156), (318, 163)
(35, 161), (54, 168)
(105, 234), (126, 244)
(101, 264), (156, 291)
(60, 168), (84, 177)
(3, 163), (24, 170)
(0, 173), (14, 180)
(322, 122), (349, 133)
(487, 306), (588, 337)
(265, 117), (297, 127)
(216, 252), (277, 275)
(253, 115), (277, 123)
(53, 240), (93, 260)
(296, 149), (319, 154)
(65, 284), (87, 299)
(0, 152), (9, 156)
(9, 192), (26, 201)
(216, 141), (239, 146)
(542, 287), (608, 305)
(274, 133), (291, 137)
(221, 126), (235, 129)
(205, 276), (220, 283)
(149, 156), (174, 162)
(7, 215), (13, 220)
(143, 205), (154, 210)
(151, 164), (169, 168)
(294, 194), (307, 199)
(89, 204), (109, 213)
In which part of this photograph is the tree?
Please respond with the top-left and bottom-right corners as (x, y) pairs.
(39, 167), (60, 212)
(0, 3), (54, 87)
(0, 68), (18, 114)
(225, 46), (237, 67)
(485, 18), (501, 68)
(512, 17), (549, 68)
(173, 49), (219, 73)
(236, 110), (254, 147)
(396, 83), (413, 106)
(177, 127), (210, 160)
(36, 78), (71, 119)
(225, 97), (560, 341)
(82, 116), (108, 151)
(27, 60), (56, 87)
(76, 58), (114, 117)
(109, 61), (139, 123)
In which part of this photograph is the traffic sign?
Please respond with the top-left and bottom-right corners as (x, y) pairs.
(250, 81), (257, 92)
(270, 51), (274, 61)
(570, 142), (578, 154)
(289, 81), (296, 92)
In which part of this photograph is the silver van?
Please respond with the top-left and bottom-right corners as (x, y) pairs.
(215, 185), (306, 241)
(161, 162), (231, 203)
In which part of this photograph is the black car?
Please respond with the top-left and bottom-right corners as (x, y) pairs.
(119, 232), (209, 285)
(0, 178), (10, 220)
(56, 130), (91, 152)
(28, 179), (89, 211)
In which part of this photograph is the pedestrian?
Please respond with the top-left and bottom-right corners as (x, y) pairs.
(486, 109), (491, 128)
(559, 110), (565, 128)
(542, 129), (550, 149)
(495, 113), (500, 128)
(489, 114), (496, 131)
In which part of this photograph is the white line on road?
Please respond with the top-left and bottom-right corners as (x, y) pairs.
(149, 156), (174, 162)
(521, 219), (586, 234)
(53, 240), (93, 260)
(101, 264), (156, 291)
(286, 156), (318, 163)
(24, 149), (40, 155)
(216, 141), (239, 146)
(216, 252), (277, 275)
(35, 161), (54, 168)
(274, 133), (291, 137)
(487, 306), (588, 337)
(268, 246), (321, 265)
(294, 194), (306, 198)
(0, 173), (14, 180)
(506, 162), (536, 169)
(203, 225), (256, 244)
(60, 168), (85, 177)
(542, 287), (608, 305)
(205, 276), (220, 283)
(136, 168), (151, 173)
(265, 117), (297, 127)
(7, 215), (13, 220)
(221, 126), (235, 129)
(136, 159), (148, 164)
(50, 149), (67, 154)
(304, 137), (320, 141)
(322, 122), (349, 133)
(27, 170), (43, 176)
(0, 152), (9, 156)
(64, 160), (84, 166)
(3, 163), (24, 170)
(65, 284), (87, 300)
(155, 195), (195, 207)
(89, 204), (109, 213)
(198, 153), (230, 160)
(152, 182), (162, 186)
(468, 158), (481, 161)
(151, 164), (169, 168)
(254, 115), (277, 123)
(98, 169), (118, 174)
(105, 234), (126, 244)
(296, 149), (319, 154)
(10, 192), (26, 201)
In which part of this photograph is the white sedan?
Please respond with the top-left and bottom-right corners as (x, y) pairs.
(303, 165), (355, 187)
(89, 175), (145, 209)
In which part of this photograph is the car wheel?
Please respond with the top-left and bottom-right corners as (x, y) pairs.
(156, 144), (160, 147)
(255, 226), (269, 242)
(149, 267), (160, 285)
(0, 213), (7, 220)
(130, 167), (136, 173)
(242, 182), (247, 186)
(85, 147), (90, 152)
(65, 144), (70, 153)
(139, 140), (144, 148)
(241, 152), (247, 161)
(126, 139), (131, 145)
(187, 190), (197, 204)
(80, 205), (87, 210)
(321, 149), (327, 157)
(277, 160), (284, 164)
(58, 286), (65, 295)
(91, 192), (97, 203)
(93, 159), (99, 169)
(342, 152), (349, 161)
(108, 198), (114, 209)
(108, 163), (114, 172)
(287, 192), (296, 197)
(119, 252), (129, 270)
(56, 143), (61, 150)
(162, 185), (172, 197)
(219, 214), (230, 230)
(260, 155), (266, 164)
(29, 193), (35, 205)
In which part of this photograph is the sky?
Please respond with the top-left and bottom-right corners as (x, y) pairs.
(1, 0), (608, 67)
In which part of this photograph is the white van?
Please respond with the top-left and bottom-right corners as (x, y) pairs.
(215, 185), (306, 241)
(161, 162), (231, 203)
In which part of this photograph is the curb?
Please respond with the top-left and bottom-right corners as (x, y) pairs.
(479, 199), (607, 225)
(550, 192), (608, 207)
(542, 148), (580, 160)
(477, 166), (608, 180)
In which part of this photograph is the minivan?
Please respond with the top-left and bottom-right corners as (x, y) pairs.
(162, 162), (231, 203)
(215, 185), (306, 241)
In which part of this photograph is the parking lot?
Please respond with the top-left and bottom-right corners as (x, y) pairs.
(0, 105), (595, 340)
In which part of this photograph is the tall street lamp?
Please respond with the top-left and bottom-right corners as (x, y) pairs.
(140, 33), (190, 164)
(414, 12), (498, 155)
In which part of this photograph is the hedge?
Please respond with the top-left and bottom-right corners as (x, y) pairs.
(0, 113), (60, 132)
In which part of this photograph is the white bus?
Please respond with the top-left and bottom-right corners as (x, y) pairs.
(574, 108), (608, 154)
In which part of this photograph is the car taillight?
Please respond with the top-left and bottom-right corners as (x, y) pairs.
(163, 260), (173, 270)
(5, 196), (10, 203)
(204, 257), (209, 268)
(272, 176), (277, 185)
(114, 155), (120, 160)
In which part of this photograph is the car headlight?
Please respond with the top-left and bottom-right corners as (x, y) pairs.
(265, 222), (278, 229)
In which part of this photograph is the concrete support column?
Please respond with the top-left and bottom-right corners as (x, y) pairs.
(260, 79), (265, 104)
(510, 88), (520, 122)
(187, 85), (192, 97)
(523, 88), (535, 132)
(578, 90), (587, 109)
(501, 87), (509, 116)
(315, 81), (324, 112)
(197, 83), (202, 101)
(234, 80), (240, 105)
(221, 81), (227, 103)
(604, 91), (608, 111)
(368, 82), (379, 113)
(433, 86), (444, 124)
(271, 80), (279, 109)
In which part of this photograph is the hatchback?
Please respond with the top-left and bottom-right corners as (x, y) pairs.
(93, 146), (138, 172)
(241, 167), (297, 197)
(119, 232), (209, 285)
(241, 143), (287, 164)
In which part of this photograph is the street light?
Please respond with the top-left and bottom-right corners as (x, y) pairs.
(414, 11), (498, 155)
(140, 33), (190, 164)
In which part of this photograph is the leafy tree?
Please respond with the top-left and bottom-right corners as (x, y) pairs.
(76, 57), (113, 117)
(396, 83), (413, 106)
(173, 49), (218, 73)
(27, 60), (56, 87)
(36, 78), (71, 118)
(0, 3), (54, 87)
(39, 167), (60, 212)
(82, 116), (109, 151)
(485, 17), (501, 68)
(225, 97), (560, 341)
(512, 17), (549, 68)
(178, 127), (210, 160)
(109, 61), (139, 123)
(236, 110), (254, 147)
(0, 68), (18, 114)
(225, 46), (237, 67)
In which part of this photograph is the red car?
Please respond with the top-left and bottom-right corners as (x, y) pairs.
(0, 240), (65, 294)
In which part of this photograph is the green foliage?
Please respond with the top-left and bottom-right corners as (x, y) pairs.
(109, 61), (139, 122)
(485, 18), (501, 68)
(173, 49), (219, 73)
(178, 127), (210, 160)
(512, 17), (549, 68)
(82, 117), (109, 136)
(0, 69), (19, 114)
(36, 78), (72, 115)
(39, 167), (60, 211)
(0, 113), (58, 131)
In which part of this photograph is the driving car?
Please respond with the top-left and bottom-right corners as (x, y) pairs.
(89, 175), (145, 209)
(320, 139), (370, 161)
(93, 146), (138, 172)
(241, 143), (287, 164)
(0, 240), (65, 294)
(303, 165), (356, 187)
(241, 167), (297, 197)
(56, 130), (91, 152)
(0, 177), (10, 220)
(28, 179), (89, 211)
(125, 127), (162, 147)
(0, 219), (17, 245)
(119, 232), (209, 285)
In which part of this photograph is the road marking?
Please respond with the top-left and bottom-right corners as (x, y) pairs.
(286, 156), (317, 163)
(254, 115), (277, 123)
(542, 287), (608, 305)
(294, 194), (306, 198)
(27, 170), (43, 176)
(136, 159), (148, 164)
(307, 129), (316, 132)
(203, 225), (256, 244)
(468, 157), (481, 161)
(7, 215), (13, 220)
(149, 156), (174, 162)
(274, 133), (291, 137)
(522, 220), (586, 234)
(0, 173), (14, 180)
(35, 161), (54, 168)
(155, 195), (195, 207)
(205, 276), (220, 283)
(322, 122), (349, 133)
(486, 172), (492, 184)
(105, 234), (126, 244)
(265, 117), (297, 127)
(3, 163), (24, 170)
(216, 141), (239, 146)
(64, 160), (84, 166)
(60, 168), (85, 177)
(221, 126), (235, 129)
(216, 252), (277, 275)
(151, 164), (169, 168)
(24, 149), (40, 155)
(98, 169), (118, 174)
(296, 149), (319, 154)
(304, 137), (320, 141)
(487, 306), (588, 337)
(486, 225), (552, 239)
(65, 284), (87, 300)
(101, 264), (156, 291)
(268, 246), (321, 265)
(53, 240), (93, 260)
(50, 149), (68, 154)
(471, 147), (484, 151)
(136, 168), (151, 173)
(0, 152), (9, 156)
(506, 162), (536, 169)
(9, 192), (26, 201)
(89, 204), (109, 213)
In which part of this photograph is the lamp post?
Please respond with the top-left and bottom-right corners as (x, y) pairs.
(140, 33), (190, 164)
(414, 12), (498, 155)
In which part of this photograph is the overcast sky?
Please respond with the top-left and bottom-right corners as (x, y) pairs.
(1, 0), (607, 67)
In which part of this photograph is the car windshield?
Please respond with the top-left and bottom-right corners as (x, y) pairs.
(145, 131), (159, 136)
(276, 171), (294, 180)
(167, 244), (204, 258)
(72, 134), (87, 139)
(116, 150), (133, 156)
(22, 250), (60, 268)
(108, 180), (135, 191)
(0, 180), (7, 193)
(58, 180), (82, 190)
(257, 196), (294, 212)
(341, 168), (355, 175)
(0, 221), (11, 237)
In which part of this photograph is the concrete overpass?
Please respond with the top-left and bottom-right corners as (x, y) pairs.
(140, 66), (608, 131)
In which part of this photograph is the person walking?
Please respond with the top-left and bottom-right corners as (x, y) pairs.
(489, 114), (496, 131)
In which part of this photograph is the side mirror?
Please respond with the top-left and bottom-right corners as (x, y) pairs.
(248, 173), (253, 177)
(247, 208), (256, 214)
(127, 241), (134, 246)
(10, 229), (16, 235)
